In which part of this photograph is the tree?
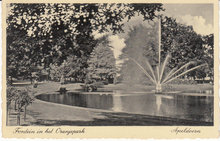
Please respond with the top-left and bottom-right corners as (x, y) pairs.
(161, 17), (204, 66)
(16, 88), (34, 125)
(7, 26), (31, 81)
(7, 3), (163, 81)
(6, 22), (49, 83)
(6, 87), (34, 125)
(161, 16), (212, 79)
(6, 87), (18, 125)
(87, 36), (116, 83)
(202, 34), (214, 81)
(8, 3), (163, 36)
(49, 55), (86, 82)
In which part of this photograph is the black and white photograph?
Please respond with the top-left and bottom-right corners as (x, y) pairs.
(2, 0), (219, 138)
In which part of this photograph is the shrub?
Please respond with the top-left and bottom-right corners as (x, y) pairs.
(168, 78), (197, 85)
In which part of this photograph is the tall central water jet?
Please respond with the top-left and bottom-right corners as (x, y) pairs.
(127, 17), (205, 93)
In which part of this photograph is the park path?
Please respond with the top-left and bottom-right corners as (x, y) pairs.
(26, 99), (106, 124)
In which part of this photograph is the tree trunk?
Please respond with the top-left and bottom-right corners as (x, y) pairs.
(14, 100), (17, 110)
(6, 103), (9, 125)
(11, 76), (13, 85)
(30, 73), (33, 84)
(24, 105), (27, 121)
(17, 109), (20, 126)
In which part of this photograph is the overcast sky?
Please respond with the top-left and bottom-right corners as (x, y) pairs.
(163, 4), (213, 35)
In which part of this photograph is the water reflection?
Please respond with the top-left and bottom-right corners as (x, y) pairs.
(36, 92), (213, 122)
(155, 94), (174, 116)
(155, 95), (162, 112)
(112, 91), (123, 111)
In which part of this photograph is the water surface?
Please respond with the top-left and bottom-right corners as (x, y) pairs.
(36, 92), (213, 122)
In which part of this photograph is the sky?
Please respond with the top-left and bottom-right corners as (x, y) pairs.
(99, 4), (214, 65)
(163, 4), (213, 35)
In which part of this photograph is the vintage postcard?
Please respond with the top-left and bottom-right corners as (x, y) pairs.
(1, 0), (219, 139)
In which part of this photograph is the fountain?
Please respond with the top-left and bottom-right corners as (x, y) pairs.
(126, 17), (206, 93)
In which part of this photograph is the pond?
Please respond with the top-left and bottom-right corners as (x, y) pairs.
(36, 91), (213, 123)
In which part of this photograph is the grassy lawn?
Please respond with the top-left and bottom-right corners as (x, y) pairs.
(102, 83), (213, 93)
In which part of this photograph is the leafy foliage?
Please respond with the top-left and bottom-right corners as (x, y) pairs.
(87, 36), (116, 82)
(7, 87), (34, 125)
(6, 3), (163, 81)
(161, 16), (213, 80)
(49, 56), (87, 82)
(202, 34), (214, 80)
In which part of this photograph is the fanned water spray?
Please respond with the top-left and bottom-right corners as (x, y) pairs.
(124, 17), (206, 93)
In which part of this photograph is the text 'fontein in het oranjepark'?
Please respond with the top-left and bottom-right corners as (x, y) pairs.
(127, 17), (206, 93)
